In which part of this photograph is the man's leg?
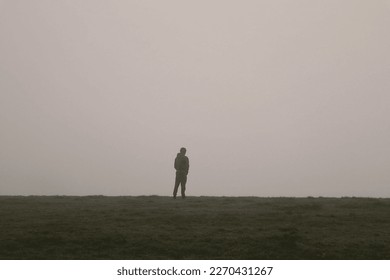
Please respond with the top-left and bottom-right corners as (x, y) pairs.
(173, 174), (180, 198)
(181, 175), (187, 198)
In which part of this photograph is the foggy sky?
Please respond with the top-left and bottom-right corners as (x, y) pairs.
(1, 1), (389, 197)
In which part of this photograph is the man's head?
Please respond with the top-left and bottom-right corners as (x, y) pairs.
(180, 147), (187, 155)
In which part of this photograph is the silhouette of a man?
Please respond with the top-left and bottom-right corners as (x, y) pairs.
(173, 147), (189, 199)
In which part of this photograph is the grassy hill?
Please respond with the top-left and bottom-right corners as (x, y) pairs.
(0, 196), (389, 259)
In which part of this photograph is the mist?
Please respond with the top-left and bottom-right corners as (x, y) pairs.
(1, 1), (389, 197)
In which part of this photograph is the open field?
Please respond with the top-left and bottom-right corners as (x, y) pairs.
(0, 196), (389, 259)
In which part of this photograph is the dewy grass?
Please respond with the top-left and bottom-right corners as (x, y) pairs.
(0, 196), (389, 259)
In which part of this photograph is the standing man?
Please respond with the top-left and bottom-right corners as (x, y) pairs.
(173, 147), (189, 199)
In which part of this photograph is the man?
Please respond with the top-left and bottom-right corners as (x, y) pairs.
(173, 147), (189, 199)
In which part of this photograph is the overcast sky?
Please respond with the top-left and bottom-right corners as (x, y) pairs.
(1, 1), (389, 197)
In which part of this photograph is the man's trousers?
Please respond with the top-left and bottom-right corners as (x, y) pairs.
(173, 172), (187, 198)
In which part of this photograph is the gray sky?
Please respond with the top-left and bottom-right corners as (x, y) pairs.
(1, 1), (389, 197)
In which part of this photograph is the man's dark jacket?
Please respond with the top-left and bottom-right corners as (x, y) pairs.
(174, 153), (189, 175)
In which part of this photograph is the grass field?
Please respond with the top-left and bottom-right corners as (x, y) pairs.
(0, 196), (389, 259)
